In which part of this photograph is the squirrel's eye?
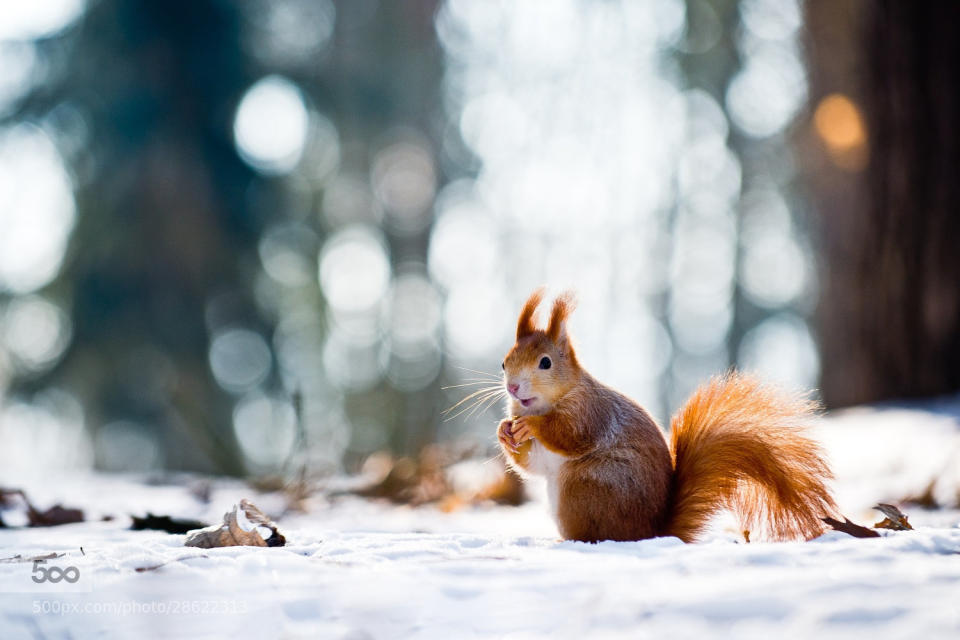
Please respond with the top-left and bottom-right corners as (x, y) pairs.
(539, 356), (552, 370)
(501, 361), (505, 370)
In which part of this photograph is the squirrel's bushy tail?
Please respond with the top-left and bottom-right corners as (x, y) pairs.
(664, 372), (837, 542)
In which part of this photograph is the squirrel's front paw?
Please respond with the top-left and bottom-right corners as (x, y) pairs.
(511, 416), (535, 444)
(498, 419), (519, 452)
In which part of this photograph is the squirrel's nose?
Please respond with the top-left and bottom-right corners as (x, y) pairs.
(507, 383), (520, 396)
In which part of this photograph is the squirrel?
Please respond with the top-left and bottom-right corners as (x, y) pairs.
(496, 289), (838, 543)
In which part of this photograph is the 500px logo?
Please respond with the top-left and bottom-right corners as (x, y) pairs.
(0, 555), (91, 593)
(31, 560), (80, 584)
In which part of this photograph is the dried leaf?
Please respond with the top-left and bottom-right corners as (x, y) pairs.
(28, 505), (85, 527)
(135, 552), (209, 573)
(0, 488), (20, 508)
(873, 503), (913, 531)
(822, 516), (881, 538)
(349, 444), (479, 506)
(473, 469), (527, 507)
(131, 514), (209, 534)
(902, 479), (939, 509)
(184, 499), (286, 548)
(135, 563), (166, 573)
(1, 488), (85, 527)
(0, 552), (64, 564)
(900, 478), (941, 509)
(353, 456), (441, 504)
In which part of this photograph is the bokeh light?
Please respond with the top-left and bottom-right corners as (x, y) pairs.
(814, 94), (866, 151)
(322, 329), (384, 393)
(726, 43), (807, 138)
(319, 226), (391, 315)
(388, 272), (442, 354)
(741, 231), (809, 309)
(738, 313), (819, 390)
(739, 0), (801, 41)
(0, 392), (91, 477)
(233, 392), (297, 470)
(427, 182), (499, 290)
(234, 75), (309, 175)
(209, 328), (273, 394)
(1, 295), (71, 374)
(259, 223), (319, 288)
(0, 125), (76, 293)
(0, 0), (85, 40)
(386, 272), (443, 392)
(241, 0), (335, 68)
(814, 93), (868, 170)
(373, 139), (437, 236)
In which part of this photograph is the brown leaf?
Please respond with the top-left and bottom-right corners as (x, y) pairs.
(822, 516), (881, 538)
(902, 479), (939, 509)
(1, 488), (84, 527)
(0, 488), (19, 508)
(184, 499), (286, 548)
(873, 503), (913, 531)
(473, 469), (527, 507)
(353, 456), (423, 503)
(348, 444), (481, 507)
(28, 505), (85, 527)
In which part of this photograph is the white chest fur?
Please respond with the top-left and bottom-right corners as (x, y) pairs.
(526, 440), (567, 521)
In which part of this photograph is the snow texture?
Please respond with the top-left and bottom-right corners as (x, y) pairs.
(2, 406), (960, 639)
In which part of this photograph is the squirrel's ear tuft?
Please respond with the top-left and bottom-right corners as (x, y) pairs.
(547, 291), (577, 343)
(516, 287), (546, 339)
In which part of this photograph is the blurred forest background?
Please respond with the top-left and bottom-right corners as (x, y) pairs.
(1, 0), (957, 479)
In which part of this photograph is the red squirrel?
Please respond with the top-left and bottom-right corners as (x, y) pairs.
(496, 289), (837, 543)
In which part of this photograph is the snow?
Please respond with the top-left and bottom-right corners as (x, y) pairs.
(2, 406), (960, 639)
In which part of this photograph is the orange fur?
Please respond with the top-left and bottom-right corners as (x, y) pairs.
(666, 373), (837, 542)
(497, 419), (533, 469)
(546, 291), (577, 343)
(497, 290), (838, 543)
(516, 287), (546, 339)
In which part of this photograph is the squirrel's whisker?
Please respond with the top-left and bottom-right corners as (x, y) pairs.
(444, 389), (504, 422)
(442, 385), (503, 415)
(441, 380), (503, 390)
(453, 365), (501, 380)
(472, 390), (507, 418)
(456, 390), (501, 418)
(464, 390), (503, 419)
(469, 398), (503, 421)
(474, 388), (506, 413)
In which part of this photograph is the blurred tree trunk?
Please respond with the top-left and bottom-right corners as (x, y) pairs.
(806, 1), (960, 407)
(7, 0), (261, 474)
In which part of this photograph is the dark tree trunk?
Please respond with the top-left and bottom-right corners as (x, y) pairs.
(807, 1), (960, 407)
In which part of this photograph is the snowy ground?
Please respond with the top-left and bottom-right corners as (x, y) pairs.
(2, 405), (960, 639)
